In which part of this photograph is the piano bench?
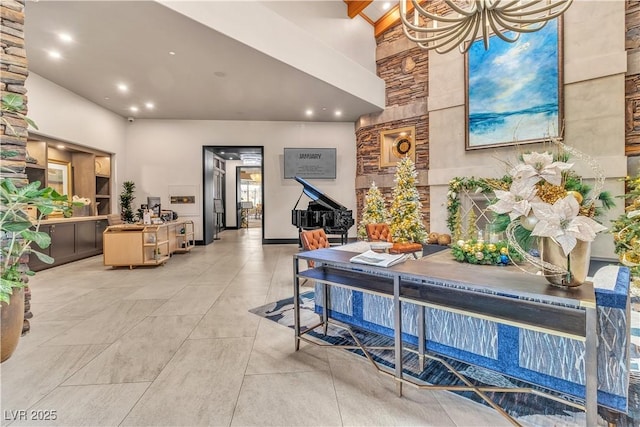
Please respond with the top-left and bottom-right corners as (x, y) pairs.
(389, 242), (423, 259)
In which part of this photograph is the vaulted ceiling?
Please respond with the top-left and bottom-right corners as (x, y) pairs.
(24, 1), (388, 123)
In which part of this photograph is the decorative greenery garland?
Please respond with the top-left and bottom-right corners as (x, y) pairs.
(446, 176), (509, 233)
(450, 239), (523, 265)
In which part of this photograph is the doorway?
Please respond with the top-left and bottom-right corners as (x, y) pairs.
(202, 146), (264, 244)
(237, 166), (262, 229)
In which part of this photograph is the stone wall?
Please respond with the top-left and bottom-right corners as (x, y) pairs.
(1, 0), (31, 334)
(355, 20), (432, 232)
(627, 0), (640, 157)
(1, 0), (28, 181)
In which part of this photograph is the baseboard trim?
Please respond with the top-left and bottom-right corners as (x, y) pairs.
(263, 238), (298, 245)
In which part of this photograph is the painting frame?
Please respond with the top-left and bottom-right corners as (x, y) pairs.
(464, 19), (564, 150)
(47, 160), (71, 198)
(379, 126), (416, 167)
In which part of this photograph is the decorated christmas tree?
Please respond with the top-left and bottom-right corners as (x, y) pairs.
(389, 157), (427, 243)
(357, 182), (388, 239)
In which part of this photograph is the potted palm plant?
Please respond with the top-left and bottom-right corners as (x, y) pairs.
(0, 93), (71, 362)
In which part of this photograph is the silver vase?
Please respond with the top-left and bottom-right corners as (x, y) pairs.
(538, 238), (591, 288)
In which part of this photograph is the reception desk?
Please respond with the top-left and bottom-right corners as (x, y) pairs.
(294, 246), (631, 425)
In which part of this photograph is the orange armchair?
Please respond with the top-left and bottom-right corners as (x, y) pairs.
(300, 229), (330, 251)
(300, 229), (330, 268)
(366, 223), (422, 258)
(365, 223), (392, 242)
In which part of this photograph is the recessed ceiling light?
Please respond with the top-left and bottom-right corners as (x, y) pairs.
(58, 33), (73, 43)
(130, 106), (139, 112)
(382, 2), (391, 11)
(145, 102), (154, 109)
(104, 96), (110, 100)
(334, 110), (342, 117)
(169, 51), (176, 55)
(117, 83), (128, 92)
(48, 50), (62, 59)
(57, 144), (65, 149)
(305, 109), (313, 116)
(220, 151), (225, 154)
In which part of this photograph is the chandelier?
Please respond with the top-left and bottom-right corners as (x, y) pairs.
(399, 0), (573, 54)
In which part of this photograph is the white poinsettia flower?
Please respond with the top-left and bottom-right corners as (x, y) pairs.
(530, 195), (607, 255)
(510, 151), (573, 186)
(488, 180), (538, 220)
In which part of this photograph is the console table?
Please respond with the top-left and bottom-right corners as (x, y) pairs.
(293, 248), (599, 426)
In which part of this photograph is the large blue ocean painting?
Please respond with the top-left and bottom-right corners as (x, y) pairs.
(466, 22), (560, 149)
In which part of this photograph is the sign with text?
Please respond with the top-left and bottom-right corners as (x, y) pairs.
(284, 148), (336, 179)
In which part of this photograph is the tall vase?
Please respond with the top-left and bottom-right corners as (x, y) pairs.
(539, 238), (591, 288)
(1, 287), (25, 362)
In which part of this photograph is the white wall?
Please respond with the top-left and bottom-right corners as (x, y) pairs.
(260, 1), (376, 73)
(427, 2), (627, 259)
(25, 72), (128, 210)
(159, 0), (384, 109)
(124, 120), (357, 241)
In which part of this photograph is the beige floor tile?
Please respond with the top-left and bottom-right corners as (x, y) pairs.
(45, 299), (165, 345)
(8, 383), (150, 426)
(121, 338), (252, 427)
(35, 287), (136, 321)
(245, 318), (330, 375)
(431, 383), (515, 426)
(0, 344), (108, 412)
(231, 370), (342, 426)
(149, 286), (224, 316)
(63, 314), (201, 385)
(11, 320), (80, 355)
(2, 227), (563, 427)
(328, 350), (456, 426)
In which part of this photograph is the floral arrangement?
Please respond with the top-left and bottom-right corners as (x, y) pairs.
(487, 140), (613, 280)
(451, 238), (523, 265)
(612, 175), (640, 296)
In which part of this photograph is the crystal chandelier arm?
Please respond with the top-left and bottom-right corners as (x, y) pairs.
(457, 17), (483, 54)
(435, 16), (482, 54)
(441, 0), (479, 18)
(501, 0), (572, 16)
(399, 0), (465, 34)
(403, 19), (472, 45)
(486, 13), (522, 44)
(491, 14), (546, 34)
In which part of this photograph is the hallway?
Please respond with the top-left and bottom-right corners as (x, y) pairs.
(1, 228), (510, 426)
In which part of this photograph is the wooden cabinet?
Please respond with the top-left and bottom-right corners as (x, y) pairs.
(26, 137), (112, 217)
(103, 220), (193, 268)
(28, 218), (108, 272)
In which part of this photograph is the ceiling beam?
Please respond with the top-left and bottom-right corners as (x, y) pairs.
(345, 1), (373, 19)
(374, 4), (409, 37)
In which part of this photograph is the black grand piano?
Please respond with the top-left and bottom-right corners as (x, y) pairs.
(291, 176), (354, 245)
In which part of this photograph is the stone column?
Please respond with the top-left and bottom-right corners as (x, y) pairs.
(1, 0), (32, 334)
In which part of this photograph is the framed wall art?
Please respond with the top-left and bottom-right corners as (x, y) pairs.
(47, 160), (71, 197)
(465, 20), (563, 150)
(379, 126), (416, 167)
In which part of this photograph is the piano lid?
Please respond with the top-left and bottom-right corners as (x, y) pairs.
(294, 176), (346, 211)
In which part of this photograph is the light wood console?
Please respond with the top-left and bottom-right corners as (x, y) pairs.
(103, 220), (195, 269)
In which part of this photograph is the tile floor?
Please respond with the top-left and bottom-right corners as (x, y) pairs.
(1, 227), (514, 426)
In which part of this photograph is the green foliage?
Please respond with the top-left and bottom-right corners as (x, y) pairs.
(388, 157), (427, 243)
(120, 181), (136, 223)
(0, 179), (71, 303)
(357, 182), (388, 240)
(450, 239), (524, 266)
(1, 93), (38, 135)
(611, 175), (640, 286)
